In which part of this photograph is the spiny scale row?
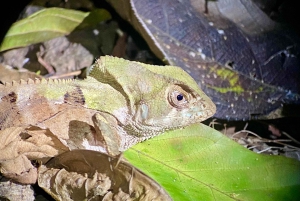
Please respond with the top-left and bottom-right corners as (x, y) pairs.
(4, 78), (76, 87)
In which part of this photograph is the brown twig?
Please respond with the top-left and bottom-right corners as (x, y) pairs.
(37, 54), (55, 75)
(48, 71), (81, 79)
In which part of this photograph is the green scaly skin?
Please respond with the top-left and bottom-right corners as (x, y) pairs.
(0, 56), (216, 155)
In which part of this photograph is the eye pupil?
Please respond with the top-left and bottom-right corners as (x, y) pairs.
(177, 94), (184, 101)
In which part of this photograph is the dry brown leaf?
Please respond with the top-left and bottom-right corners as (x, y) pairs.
(1, 155), (37, 184)
(38, 149), (171, 201)
(38, 166), (111, 201)
(0, 126), (69, 184)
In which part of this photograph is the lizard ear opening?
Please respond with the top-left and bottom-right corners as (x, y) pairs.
(167, 85), (192, 109)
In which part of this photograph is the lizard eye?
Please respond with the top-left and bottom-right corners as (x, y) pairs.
(168, 85), (190, 108)
(177, 94), (184, 101)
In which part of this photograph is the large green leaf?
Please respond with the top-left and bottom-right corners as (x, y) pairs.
(124, 123), (300, 201)
(0, 7), (111, 52)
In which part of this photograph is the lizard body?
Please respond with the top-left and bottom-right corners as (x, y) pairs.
(0, 56), (216, 155)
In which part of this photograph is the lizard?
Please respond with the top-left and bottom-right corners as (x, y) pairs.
(0, 55), (216, 156)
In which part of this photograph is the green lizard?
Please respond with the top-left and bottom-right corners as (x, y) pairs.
(0, 56), (216, 155)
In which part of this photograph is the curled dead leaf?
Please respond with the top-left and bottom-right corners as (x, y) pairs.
(0, 126), (69, 184)
(38, 149), (171, 201)
(38, 166), (111, 201)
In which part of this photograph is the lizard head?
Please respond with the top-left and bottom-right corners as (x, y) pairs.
(89, 56), (216, 136)
(132, 72), (216, 133)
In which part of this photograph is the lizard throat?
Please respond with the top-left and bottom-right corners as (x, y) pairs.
(122, 118), (185, 140)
